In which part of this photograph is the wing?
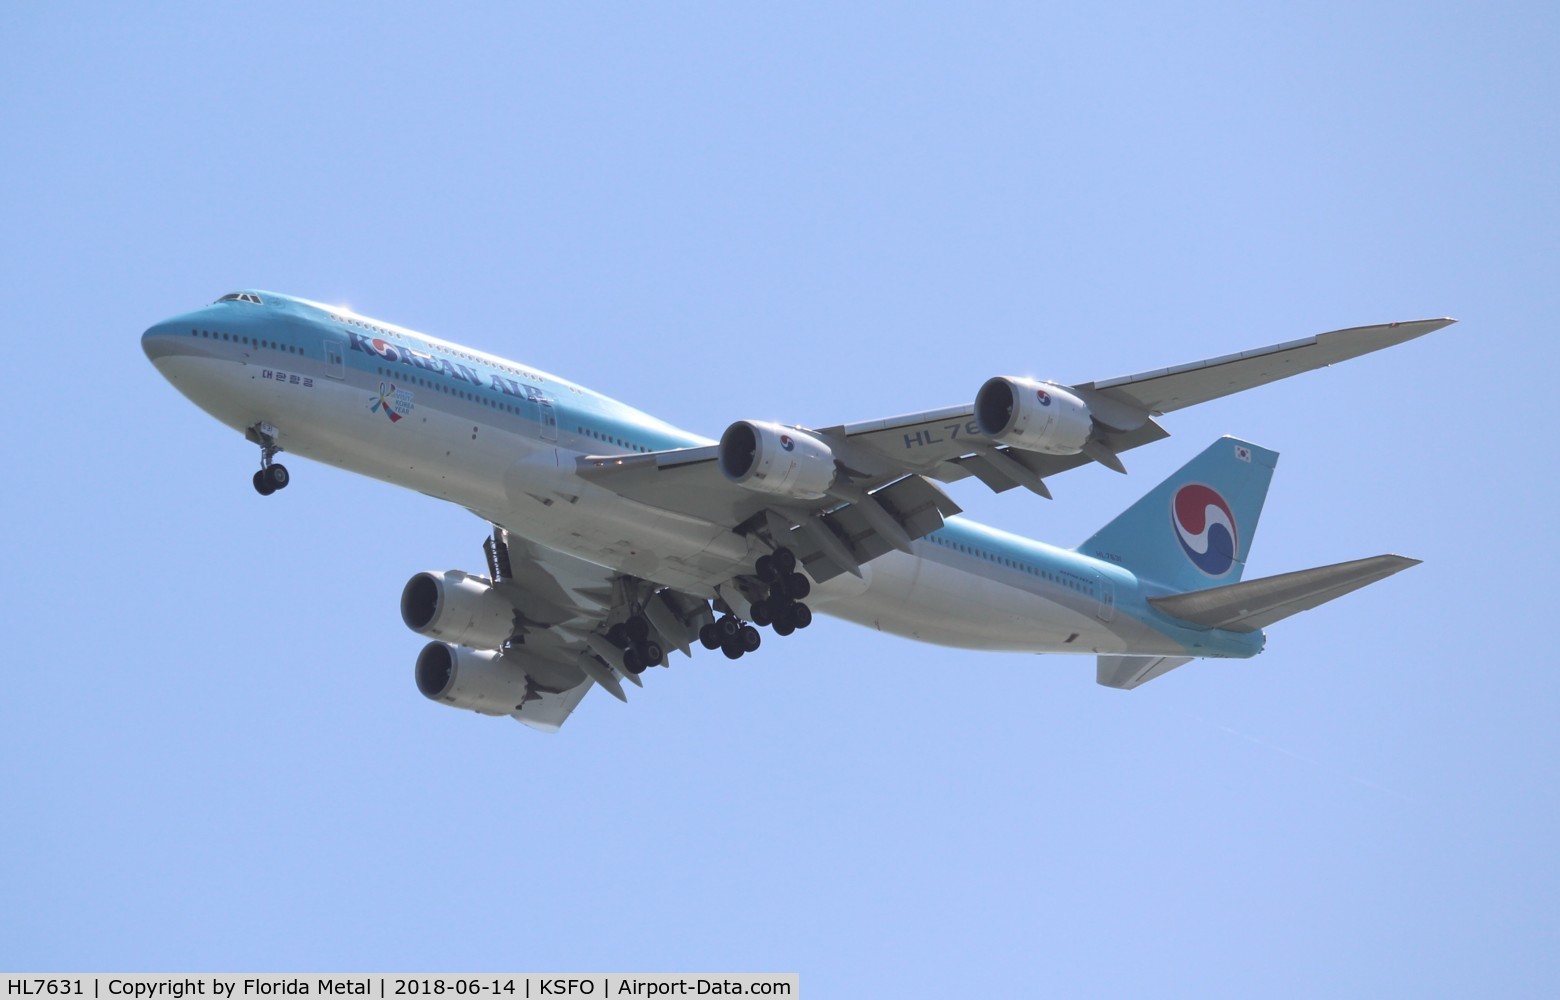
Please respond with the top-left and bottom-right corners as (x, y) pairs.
(473, 529), (716, 732)
(578, 319), (1452, 580)
(829, 317), (1455, 485)
(1075, 318), (1454, 414)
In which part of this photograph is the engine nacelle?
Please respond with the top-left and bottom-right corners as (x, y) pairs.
(718, 420), (838, 500)
(415, 642), (532, 716)
(400, 570), (518, 650)
(974, 378), (1094, 455)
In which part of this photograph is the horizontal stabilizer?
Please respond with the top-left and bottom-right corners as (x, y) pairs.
(1097, 654), (1195, 690)
(1149, 554), (1420, 633)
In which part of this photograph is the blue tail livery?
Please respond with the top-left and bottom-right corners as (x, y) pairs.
(1077, 437), (1277, 592)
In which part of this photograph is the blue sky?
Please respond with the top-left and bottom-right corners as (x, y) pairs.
(3, 2), (1557, 995)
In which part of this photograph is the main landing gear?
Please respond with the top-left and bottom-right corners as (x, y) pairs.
(698, 546), (812, 661)
(249, 423), (290, 496)
(699, 614), (763, 661)
(607, 612), (662, 675)
(751, 545), (813, 637)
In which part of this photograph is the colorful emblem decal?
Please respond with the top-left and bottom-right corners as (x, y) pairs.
(1036, 389), (1052, 406)
(371, 381), (414, 423)
(1172, 483), (1238, 576)
(367, 337), (401, 362)
(779, 434), (795, 452)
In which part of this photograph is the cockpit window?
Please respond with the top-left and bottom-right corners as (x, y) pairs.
(215, 292), (264, 304)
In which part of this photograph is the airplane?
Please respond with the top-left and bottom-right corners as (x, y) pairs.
(141, 292), (1453, 731)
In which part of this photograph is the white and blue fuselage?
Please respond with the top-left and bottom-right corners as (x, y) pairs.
(141, 291), (1263, 663)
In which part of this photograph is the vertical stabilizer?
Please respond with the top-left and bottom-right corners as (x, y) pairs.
(1077, 437), (1277, 591)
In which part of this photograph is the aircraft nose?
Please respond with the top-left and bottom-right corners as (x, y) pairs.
(141, 319), (189, 364)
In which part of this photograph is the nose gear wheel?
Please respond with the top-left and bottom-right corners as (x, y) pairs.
(248, 423), (290, 496)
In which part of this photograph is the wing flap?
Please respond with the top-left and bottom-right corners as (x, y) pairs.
(512, 675), (595, 733)
(1149, 554), (1421, 633)
(777, 475), (962, 582)
(475, 528), (723, 730)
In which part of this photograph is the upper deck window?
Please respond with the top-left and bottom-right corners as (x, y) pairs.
(216, 292), (264, 304)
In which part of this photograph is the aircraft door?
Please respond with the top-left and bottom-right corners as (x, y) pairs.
(1094, 571), (1115, 622)
(324, 339), (345, 380)
(539, 398), (558, 441)
(526, 387), (558, 441)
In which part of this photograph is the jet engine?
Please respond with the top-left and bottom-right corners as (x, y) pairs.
(400, 569), (519, 650)
(415, 642), (532, 716)
(974, 378), (1094, 455)
(718, 420), (838, 500)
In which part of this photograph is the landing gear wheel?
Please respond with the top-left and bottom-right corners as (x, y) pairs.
(622, 646), (645, 674)
(773, 618), (796, 637)
(626, 616), (650, 642)
(791, 603), (813, 629)
(267, 464), (290, 490)
(755, 554), (777, 582)
(248, 424), (288, 495)
(739, 625), (761, 652)
(638, 641), (663, 666)
(607, 623), (630, 647)
(716, 616), (741, 641)
(773, 547), (797, 575)
(722, 640), (744, 660)
(784, 572), (811, 600)
(699, 623), (721, 650)
(750, 600), (773, 627)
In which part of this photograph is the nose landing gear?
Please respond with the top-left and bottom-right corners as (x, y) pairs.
(248, 423), (290, 496)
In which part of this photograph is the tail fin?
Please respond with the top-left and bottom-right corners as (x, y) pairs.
(1077, 436), (1277, 591)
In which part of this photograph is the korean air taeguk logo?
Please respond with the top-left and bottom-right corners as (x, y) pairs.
(1171, 483), (1238, 576)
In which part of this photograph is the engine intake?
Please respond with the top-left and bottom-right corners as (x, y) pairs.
(974, 378), (1093, 455)
(415, 642), (532, 716)
(718, 420), (838, 500)
(400, 570), (519, 650)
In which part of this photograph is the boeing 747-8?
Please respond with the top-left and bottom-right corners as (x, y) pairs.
(142, 293), (1451, 730)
